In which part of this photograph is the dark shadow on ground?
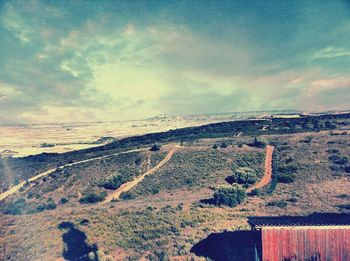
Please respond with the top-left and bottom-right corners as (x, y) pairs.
(199, 197), (215, 205)
(58, 221), (98, 261)
(191, 230), (261, 261)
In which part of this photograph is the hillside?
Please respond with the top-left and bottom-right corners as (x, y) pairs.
(0, 113), (350, 260)
(0, 110), (294, 158)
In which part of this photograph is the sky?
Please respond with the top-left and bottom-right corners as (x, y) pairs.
(0, 0), (349, 124)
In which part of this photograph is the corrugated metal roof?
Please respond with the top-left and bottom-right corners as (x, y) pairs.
(248, 213), (350, 227)
(261, 227), (350, 260)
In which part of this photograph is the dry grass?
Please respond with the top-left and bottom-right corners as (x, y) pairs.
(1, 130), (350, 260)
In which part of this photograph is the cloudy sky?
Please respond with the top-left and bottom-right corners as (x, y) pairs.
(0, 0), (349, 124)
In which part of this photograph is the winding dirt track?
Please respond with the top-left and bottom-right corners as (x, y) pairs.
(247, 145), (274, 193)
(104, 146), (178, 202)
(0, 148), (147, 201)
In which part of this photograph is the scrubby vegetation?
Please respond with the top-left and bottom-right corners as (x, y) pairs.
(327, 146), (350, 174)
(267, 200), (288, 208)
(0, 113), (350, 260)
(127, 149), (264, 198)
(220, 142), (228, 148)
(79, 192), (107, 204)
(271, 148), (297, 185)
(100, 172), (130, 190)
(150, 143), (162, 151)
(249, 137), (267, 148)
(212, 185), (246, 207)
(329, 155), (349, 165)
(1, 113), (347, 192)
(227, 167), (257, 185)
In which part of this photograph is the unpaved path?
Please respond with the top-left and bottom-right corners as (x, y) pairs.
(0, 148), (147, 201)
(247, 145), (274, 193)
(104, 146), (178, 202)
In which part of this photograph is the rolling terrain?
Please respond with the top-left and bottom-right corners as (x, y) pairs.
(0, 111), (289, 158)
(0, 112), (350, 260)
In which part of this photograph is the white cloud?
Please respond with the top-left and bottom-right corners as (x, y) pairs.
(313, 46), (350, 59)
(1, 3), (33, 43)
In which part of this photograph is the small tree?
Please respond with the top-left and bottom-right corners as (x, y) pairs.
(220, 142), (228, 148)
(150, 143), (162, 151)
(213, 185), (246, 207)
(251, 137), (267, 148)
(250, 189), (260, 196)
(79, 192), (106, 204)
(230, 167), (258, 184)
(59, 197), (69, 205)
(277, 173), (295, 183)
(101, 174), (127, 190)
(45, 197), (57, 210)
(120, 191), (135, 200)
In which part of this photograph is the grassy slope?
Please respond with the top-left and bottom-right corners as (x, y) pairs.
(0, 116), (350, 260)
(1, 113), (348, 192)
(128, 146), (264, 198)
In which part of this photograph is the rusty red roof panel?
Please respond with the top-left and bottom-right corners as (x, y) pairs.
(261, 227), (350, 261)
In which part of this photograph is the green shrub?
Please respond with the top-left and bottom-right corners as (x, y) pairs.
(299, 136), (313, 143)
(151, 187), (160, 195)
(120, 191), (135, 200)
(220, 142), (228, 148)
(325, 120), (337, 129)
(229, 167), (257, 184)
(3, 203), (22, 215)
(330, 165), (344, 172)
(250, 137), (267, 148)
(287, 197), (298, 203)
(79, 192), (106, 204)
(59, 197), (69, 205)
(277, 164), (298, 174)
(212, 185), (246, 207)
(267, 200), (288, 208)
(150, 143), (162, 151)
(36, 204), (46, 212)
(184, 178), (193, 185)
(345, 166), (350, 173)
(277, 173), (295, 183)
(101, 174), (127, 190)
(249, 189), (260, 196)
(14, 198), (26, 208)
(326, 148), (340, 154)
(233, 153), (265, 168)
(45, 198), (57, 210)
(329, 155), (349, 165)
(27, 191), (35, 199)
(134, 157), (142, 165)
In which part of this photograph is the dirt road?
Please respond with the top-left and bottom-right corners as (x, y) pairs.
(0, 148), (147, 201)
(247, 145), (274, 193)
(104, 146), (178, 202)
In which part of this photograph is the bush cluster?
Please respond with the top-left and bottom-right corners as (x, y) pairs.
(228, 167), (257, 185)
(329, 155), (349, 165)
(120, 191), (135, 200)
(249, 137), (267, 148)
(100, 166), (140, 191)
(212, 185), (246, 207)
(267, 200), (288, 208)
(150, 143), (162, 151)
(272, 149), (297, 184)
(79, 192), (107, 204)
(100, 174), (127, 190)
